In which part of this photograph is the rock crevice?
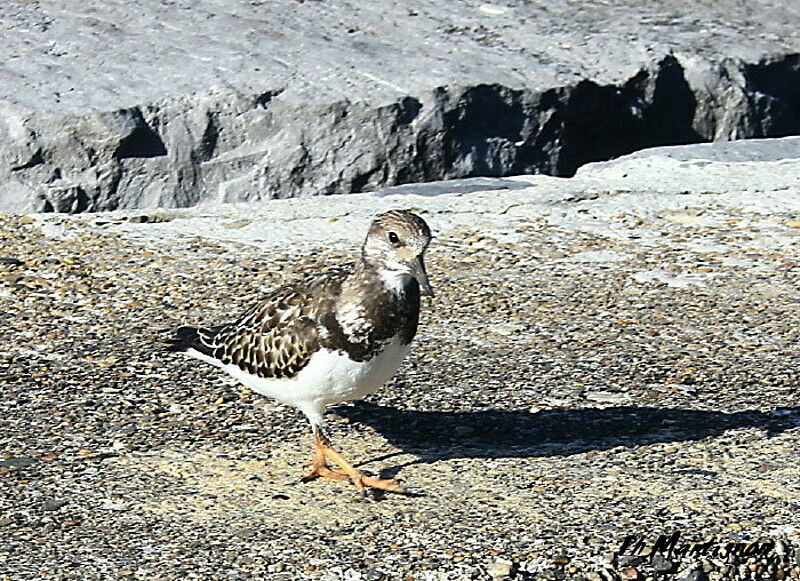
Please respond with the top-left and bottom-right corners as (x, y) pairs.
(1, 50), (799, 212)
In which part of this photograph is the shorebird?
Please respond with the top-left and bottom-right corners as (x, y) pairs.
(166, 210), (433, 493)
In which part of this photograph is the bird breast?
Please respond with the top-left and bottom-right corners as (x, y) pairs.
(228, 334), (412, 409)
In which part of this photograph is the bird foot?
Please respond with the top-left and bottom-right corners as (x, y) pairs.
(301, 461), (350, 483)
(301, 451), (405, 493)
(352, 472), (405, 493)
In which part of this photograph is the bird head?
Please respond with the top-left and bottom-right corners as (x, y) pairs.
(362, 210), (434, 296)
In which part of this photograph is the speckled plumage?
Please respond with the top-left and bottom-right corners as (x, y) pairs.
(166, 210), (433, 441)
(169, 261), (421, 378)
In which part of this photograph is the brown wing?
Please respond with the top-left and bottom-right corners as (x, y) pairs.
(199, 267), (349, 379)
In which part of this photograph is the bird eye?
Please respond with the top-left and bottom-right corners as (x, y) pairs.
(387, 231), (400, 244)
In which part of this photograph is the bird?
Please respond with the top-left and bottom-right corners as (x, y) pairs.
(165, 210), (433, 493)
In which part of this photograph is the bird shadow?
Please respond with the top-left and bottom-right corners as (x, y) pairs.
(334, 401), (800, 479)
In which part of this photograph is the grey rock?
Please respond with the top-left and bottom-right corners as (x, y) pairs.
(677, 569), (709, 581)
(233, 527), (258, 540)
(376, 177), (530, 198)
(585, 391), (630, 405)
(617, 555), (647, 568)
(1, 1), (799, 212)
(651, 554), (677, 573)
(41, 498), (67, 511)
(0, 456), (37, 469)
(611, 134), (800, 163)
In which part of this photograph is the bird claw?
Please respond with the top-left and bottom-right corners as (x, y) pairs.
(301, 462), (350, 483)
(301, 461), (405, 494)
(300, 430), (408, 494)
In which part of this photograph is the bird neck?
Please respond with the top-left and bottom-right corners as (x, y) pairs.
(352, 259), (411, 298)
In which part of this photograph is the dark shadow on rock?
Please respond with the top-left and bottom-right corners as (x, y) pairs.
(554, 55), (703, 176)
(334, 402), (800, 476)
(742, 53), (800, 137)
(113, 110), (168, 159)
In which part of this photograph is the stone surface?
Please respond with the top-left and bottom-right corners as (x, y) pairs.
(2, 139), (800, 579)
(0, 0), (799, 212)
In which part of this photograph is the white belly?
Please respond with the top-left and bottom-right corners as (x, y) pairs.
(185, 335), (411, 423)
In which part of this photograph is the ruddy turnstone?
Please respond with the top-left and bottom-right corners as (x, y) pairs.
(166, 210), (433, 493)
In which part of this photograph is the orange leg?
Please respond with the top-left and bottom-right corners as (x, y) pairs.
(301, 437), (349, 483)
(301, 429), (404, 493)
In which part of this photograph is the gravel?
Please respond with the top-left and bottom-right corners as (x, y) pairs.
(2, 142), (800, 579)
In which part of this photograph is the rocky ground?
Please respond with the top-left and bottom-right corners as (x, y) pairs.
(2, 139), (800, 580)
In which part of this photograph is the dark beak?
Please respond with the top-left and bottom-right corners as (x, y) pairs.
(410, 255), (434, 297)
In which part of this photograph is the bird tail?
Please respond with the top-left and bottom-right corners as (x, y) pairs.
(164, 325), (215, 356)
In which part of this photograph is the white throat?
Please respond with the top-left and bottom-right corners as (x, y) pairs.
(378, 268), (411, 296)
